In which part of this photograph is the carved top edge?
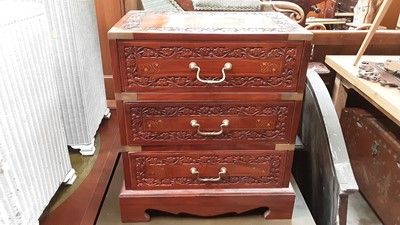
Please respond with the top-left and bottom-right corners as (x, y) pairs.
(108, 11), (312, 41)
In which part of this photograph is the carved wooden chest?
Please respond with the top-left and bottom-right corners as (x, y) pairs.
(340, 108), (400, 225)
(109, 11), (312, 222)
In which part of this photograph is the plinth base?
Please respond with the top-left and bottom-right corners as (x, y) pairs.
(119, 182), (295, 222)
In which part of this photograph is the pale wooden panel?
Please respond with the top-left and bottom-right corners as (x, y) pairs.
(104, 75), (115, 100)
(95, 0), (124, 76)
(124, 0), (140, 12)
(325, 55), (400, 126)
(353, 0), (394, 65)
(381, 0), (400, 29)
(312, 30), (400, 45)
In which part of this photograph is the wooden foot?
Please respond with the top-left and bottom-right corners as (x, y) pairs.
(119, 182), (295, 222)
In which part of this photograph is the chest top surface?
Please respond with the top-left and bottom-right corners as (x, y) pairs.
(108, 11), (312, 41)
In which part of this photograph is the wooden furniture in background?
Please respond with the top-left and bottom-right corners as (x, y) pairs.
(336, 0), (358, 13)
(352, 0), (399, 30)
(306, 0), (336, 18)
(340, 108), (400, 225)
(309, 30), (400, 92)
(353, 0), (394, 65)
(293, 71), (358, 225)
(141, 0), (306, 24)
(312, 31), (400, 62)
(171, 0), (324, 16)
(95, 0), (139, 108)
(326, 55), (400, 125)
(326, 54), (400, 225)
(327, 55), (400, 224)
(95, 0), (124, 107)
(380, 0), (400, 29)
(109, 11), (312, 222)
(273, 0), (326, 16)
(96, 0), (400, 104)
(124, 0), (140, 12)
(305, 17), (347, 30)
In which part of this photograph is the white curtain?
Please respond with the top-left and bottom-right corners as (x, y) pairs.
(0, 2), (73, 224)
(17, 0), (108, 149)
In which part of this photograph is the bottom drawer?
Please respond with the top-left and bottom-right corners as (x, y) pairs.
(340, 108), (400, 225)
(123, 150), (289, 190)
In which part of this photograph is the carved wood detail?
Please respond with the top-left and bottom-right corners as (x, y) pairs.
(123, 11), (301, 32)
(112, 10), (309, 221)
(129, 104), (289, 142)
(124, 45), (298, 89)
(134, 154), (283, 188)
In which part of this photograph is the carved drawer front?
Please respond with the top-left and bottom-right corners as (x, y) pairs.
(126, 150), (288, 190)
(119, 41), (304, 92)
(124, 101), (295, 146)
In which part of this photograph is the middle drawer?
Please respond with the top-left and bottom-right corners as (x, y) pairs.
(123, 101), (296, 145)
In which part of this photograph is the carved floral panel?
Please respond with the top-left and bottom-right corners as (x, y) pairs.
(123, 11), (303, 32)
(133, 153), (285, 188)
(122, 44), (300, 90)
(127, 103), (292, 145)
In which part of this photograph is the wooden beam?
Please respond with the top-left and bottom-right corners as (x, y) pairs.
(312, 30), (400, 45)
(124, 0), (140, 13)
(354, 0), (394, 66)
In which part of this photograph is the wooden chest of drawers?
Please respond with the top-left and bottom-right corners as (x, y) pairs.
(340, 108), (400, 225)
(109, 11), (312, 222)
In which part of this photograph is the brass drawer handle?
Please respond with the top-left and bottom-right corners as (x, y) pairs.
(190, 167), (227, 182)
(190, 119), (229, 136)
(189, 62), (232, 84)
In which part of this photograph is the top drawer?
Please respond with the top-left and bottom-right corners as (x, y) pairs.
(117, 41), (305, 92)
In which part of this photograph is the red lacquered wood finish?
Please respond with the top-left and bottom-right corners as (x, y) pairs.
(125, 150), (288, 190)
(119, 183), (295, 222)
(124, 101), (295, 145)
(109, 11), (312, 222)
(118, 41), (304, 92)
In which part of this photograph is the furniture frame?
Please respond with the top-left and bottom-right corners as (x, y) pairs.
(109, 11), (312, 222)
